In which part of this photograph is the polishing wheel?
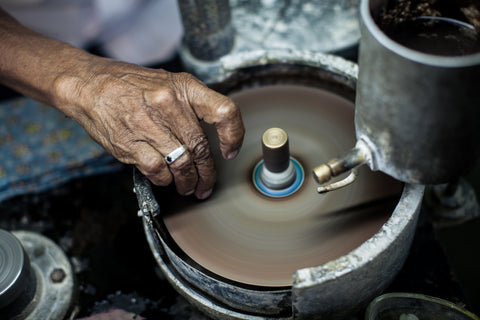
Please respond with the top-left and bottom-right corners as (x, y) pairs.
(155, 84), (403, 288)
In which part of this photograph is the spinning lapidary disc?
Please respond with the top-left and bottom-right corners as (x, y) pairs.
(158, 85), (402, 287)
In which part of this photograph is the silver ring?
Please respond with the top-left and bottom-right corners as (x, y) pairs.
(165, 145), (187, 165)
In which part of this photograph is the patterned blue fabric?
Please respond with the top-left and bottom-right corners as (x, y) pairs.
(0, 97), (122, 202)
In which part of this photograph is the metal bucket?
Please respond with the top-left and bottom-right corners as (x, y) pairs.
(355, 0), (480, 184)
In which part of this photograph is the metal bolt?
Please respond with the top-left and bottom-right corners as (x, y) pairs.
(50, 268), (66, 283)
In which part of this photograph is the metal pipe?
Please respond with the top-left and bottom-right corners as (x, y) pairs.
(177, 0), (234, 61)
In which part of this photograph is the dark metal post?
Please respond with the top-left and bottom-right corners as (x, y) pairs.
(177, 0), (234, 61)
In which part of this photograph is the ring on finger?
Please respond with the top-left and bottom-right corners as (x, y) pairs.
(165, 145), (188, 165)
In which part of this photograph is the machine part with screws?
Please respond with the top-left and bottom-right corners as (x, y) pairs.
(0, 230), (32, 310)
(0, 230), (74, 320)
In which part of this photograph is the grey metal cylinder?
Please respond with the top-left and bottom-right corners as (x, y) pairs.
(355, 0), (480, 184)
(177, 0), (234, 61)
(0, 230), (31, 309)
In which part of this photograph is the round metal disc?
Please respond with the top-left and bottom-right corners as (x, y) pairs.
(161, 85), (402, 287)
(0, 229), (29, 308)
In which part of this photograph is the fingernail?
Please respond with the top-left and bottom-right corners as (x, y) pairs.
(198, 189), (213, 200)
(185, 190), (195, 196)
(226, 149), (239, 160)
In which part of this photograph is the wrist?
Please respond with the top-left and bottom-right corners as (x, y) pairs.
(51, 50), (108, 120)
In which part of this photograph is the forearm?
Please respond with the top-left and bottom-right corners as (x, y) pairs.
(0, 8), (101, 115)
(0, 7), (244, 198)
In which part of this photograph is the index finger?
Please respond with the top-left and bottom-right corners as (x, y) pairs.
(184, 77), (245, 160)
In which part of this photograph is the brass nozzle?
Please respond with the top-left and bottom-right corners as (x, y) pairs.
(312, 163), (334, 184)
(312, 148), (367, 186)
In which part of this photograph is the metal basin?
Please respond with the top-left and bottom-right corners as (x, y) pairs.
(134, 50), (424, 319)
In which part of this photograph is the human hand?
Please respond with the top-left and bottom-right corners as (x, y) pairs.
(57, 59), (244, 199)
(0, 8), (243, 199)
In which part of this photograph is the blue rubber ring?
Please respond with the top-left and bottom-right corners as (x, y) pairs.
(253, 158), (304, 198)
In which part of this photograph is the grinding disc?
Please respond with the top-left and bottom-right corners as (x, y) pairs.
(158, 85), (402, 287)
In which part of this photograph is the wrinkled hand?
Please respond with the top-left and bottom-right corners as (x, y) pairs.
(61, 60), (244, 199)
